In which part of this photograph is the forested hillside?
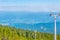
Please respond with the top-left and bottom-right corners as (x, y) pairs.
(0, 25), (60, 40)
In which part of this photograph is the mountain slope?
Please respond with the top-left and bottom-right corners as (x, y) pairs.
(0, 25), (60, 40)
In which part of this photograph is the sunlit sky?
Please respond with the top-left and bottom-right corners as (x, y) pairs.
(0, 0), (60, 12)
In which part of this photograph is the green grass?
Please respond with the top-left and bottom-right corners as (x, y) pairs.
(0, 25), (60, 40)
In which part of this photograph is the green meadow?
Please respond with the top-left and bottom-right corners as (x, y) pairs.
(0, 25), (60, 40)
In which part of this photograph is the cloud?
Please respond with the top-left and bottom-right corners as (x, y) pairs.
(0, 2), (60, 12)
(0, 23), (9, 26)
(0, 5), (60, 12)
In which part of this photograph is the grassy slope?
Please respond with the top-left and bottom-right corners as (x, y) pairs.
(0, 25), (60, 40)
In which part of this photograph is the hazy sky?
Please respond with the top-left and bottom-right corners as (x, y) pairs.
(0, 0), (60, 12)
